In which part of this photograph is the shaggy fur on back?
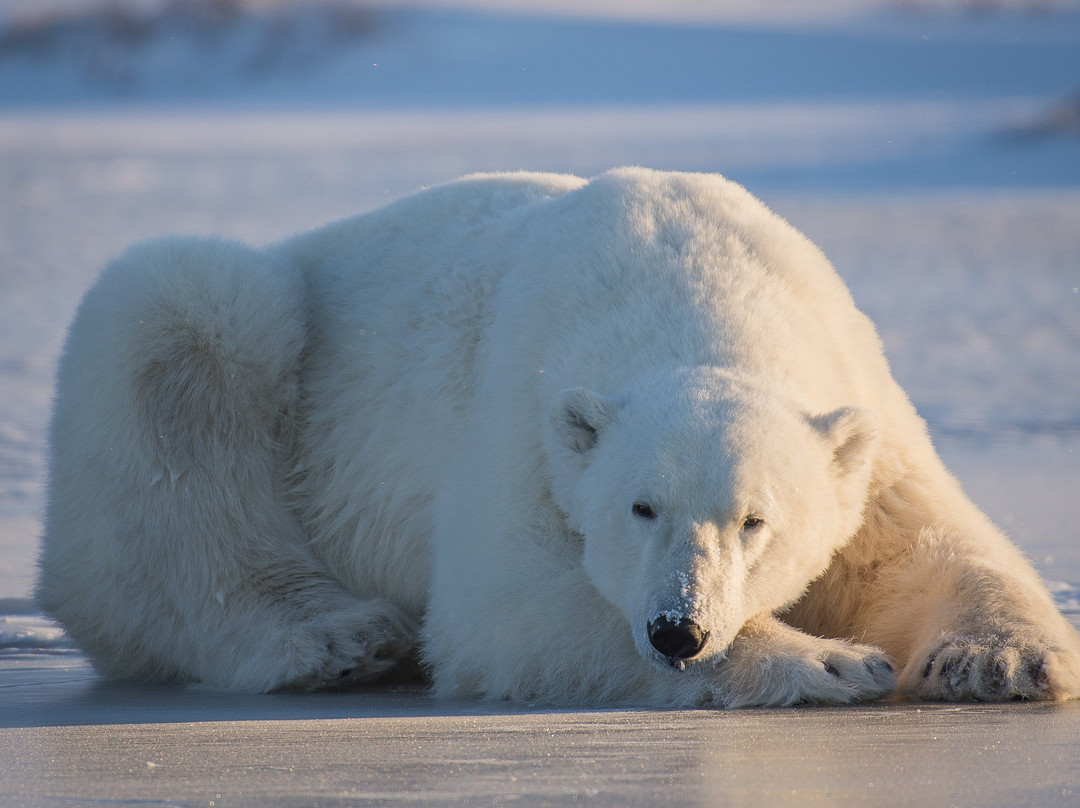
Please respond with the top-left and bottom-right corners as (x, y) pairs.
(39, 169), (1080, 705)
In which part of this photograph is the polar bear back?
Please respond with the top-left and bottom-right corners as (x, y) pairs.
(287, 168), (898, 406)
(281, 168), (926, 603)
(484, 169), (896, 408)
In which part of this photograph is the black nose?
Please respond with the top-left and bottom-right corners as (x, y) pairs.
(647, 615), (709, 660)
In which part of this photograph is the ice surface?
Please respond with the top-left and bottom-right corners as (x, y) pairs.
(3, 663), (1080, 807)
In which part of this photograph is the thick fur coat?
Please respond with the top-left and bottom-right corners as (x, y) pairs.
(39, 168), (1080, 706)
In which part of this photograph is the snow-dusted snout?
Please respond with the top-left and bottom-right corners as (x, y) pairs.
(640, 600), (737, 672)
(636, 525), (745, 672)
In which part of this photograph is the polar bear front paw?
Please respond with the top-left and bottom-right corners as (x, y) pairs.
(905, 636), (1080, 702)
(275, 599), (420, 692)
(718, 616), (895, 708)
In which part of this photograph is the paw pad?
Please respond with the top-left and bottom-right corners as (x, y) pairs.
(910, 637), (1061, 702)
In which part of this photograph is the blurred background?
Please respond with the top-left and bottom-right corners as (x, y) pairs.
(0, 0), (1078, 605)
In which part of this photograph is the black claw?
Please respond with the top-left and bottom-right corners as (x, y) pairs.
(1027, 657), (1049, 687)
(992, 656), (1011, 688)
(867, 659), (892, 676)
(922, 653), (937, 679)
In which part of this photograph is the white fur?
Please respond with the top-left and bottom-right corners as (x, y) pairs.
(39, 168), (1080, 705)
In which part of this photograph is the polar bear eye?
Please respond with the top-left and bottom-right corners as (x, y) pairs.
(632, 502), (657, 520)
(742, 516), (765, 531)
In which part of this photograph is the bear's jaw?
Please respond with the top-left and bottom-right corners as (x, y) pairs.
(644, 644), (729, 674)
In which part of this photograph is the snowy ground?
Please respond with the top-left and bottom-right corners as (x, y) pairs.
(1, 4), (1080, 803)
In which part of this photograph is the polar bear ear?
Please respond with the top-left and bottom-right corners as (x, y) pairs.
(807, 406), (878, 476)
(550, 388), (614, 454)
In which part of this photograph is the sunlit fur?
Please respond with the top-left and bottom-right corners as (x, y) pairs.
(39, 169), (1080, 704)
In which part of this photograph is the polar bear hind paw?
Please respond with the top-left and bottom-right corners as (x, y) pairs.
(274, 601), (421, 692)
(907, 637), (1080, 702)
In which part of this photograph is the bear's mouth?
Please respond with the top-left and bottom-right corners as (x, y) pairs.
(663, 654), (702, 672)
(646, 644), (727, 673)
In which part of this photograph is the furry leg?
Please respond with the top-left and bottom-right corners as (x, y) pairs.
(39, 237), (416, 691)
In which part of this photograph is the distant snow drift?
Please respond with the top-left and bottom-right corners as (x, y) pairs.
(38, 168), (1080, 706)
(0, 0), (377, 97)
(2, 1), (1080, 110)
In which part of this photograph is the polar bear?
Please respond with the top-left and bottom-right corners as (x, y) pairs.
(39, 168), (1080, 706)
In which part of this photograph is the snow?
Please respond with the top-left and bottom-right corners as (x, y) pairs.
(3, 4), (1080, 109)
(0, 612), (73, 652)
(0, 0), (1078, 631)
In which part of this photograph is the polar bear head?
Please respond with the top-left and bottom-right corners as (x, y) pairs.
(546, 366), (877, 672)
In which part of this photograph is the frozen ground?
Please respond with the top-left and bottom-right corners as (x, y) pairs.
(1, 1), (1079, 805)
(3, 658), (1080, 807)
